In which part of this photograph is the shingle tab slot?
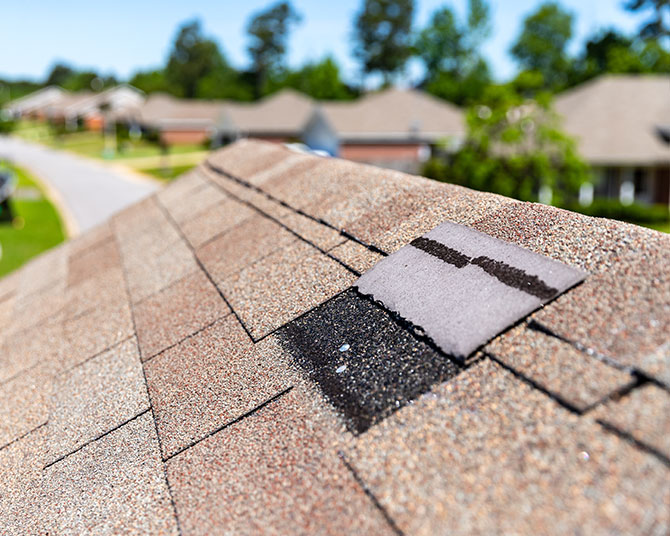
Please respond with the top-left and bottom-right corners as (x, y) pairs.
(356, 221), (587, 360)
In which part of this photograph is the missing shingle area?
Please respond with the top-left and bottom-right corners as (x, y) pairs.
(277, 288), (463, 435)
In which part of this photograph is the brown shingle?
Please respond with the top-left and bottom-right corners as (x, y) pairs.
(219, 239), (356, 339)
(344, 359), (670, 535)
(328, 240), (384, 274)
(486, 324), (634, 411)
(196, 213), (295, 283)
(0, 425), (45, 534)
(166, 383), (397, 536)
(145, 319), (293, 459)
(45, 338), (148, 465)
(61, 301), (134, 370)
(179, 196), (255, 248)
(0, 364), (50, 448)
(42, 412), (179, 535)
(134, 268), (230, 360)
(595, 384), (670, 459)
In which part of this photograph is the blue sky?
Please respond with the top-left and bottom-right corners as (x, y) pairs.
(0, 0), (648, 83)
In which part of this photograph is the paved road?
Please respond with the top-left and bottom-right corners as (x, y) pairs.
(0, 136), (158, 235)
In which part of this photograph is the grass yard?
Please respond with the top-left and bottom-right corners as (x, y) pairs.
(642, 221), (670, 233)
(13, 121), (207, 163)
(141, 164), (197, 180)
(0, 165), (65, 277)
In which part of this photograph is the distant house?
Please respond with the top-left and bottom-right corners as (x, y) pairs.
(302, 88), (465, 173)
(4, 86), (67, 120)
(45, 85), (145, 131)
(219, 89), (314, 143)
(555, 75), (670, 206)
(134, 93), (226, 145)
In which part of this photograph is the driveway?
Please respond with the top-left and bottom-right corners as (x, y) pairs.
(0, 136), (159, 235)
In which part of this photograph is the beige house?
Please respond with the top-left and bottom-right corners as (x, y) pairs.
(556, 74), (670, 206)
(4, 86), (67, 120)
(302, 88), (465, 173)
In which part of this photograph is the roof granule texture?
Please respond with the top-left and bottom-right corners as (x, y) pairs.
(1, 138), (668, 534)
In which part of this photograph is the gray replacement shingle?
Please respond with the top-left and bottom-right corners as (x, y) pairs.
(355, 221), (588, 360)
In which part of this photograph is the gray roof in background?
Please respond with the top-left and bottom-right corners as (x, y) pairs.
(315, 88), (466, 142)
(221, 89), (315, 136)
(555, 74), (670, 166)
(136, 93), (226, 130)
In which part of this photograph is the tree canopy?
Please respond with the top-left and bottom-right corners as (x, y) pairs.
(247, 2), (302, 96)
(510, 2), (574, 91)
(423, 85), (589, 205)
(352, 0), (415, 84)
(165, 20), (232, 99)
(415, 0), (492, 105)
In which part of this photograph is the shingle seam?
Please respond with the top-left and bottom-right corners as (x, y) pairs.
(203, 160), (390, 257)
(486, 348), (640, 415)
(153, 196), (256, 343)
(0, 289), (15, 305)
(577, 374), (647, 414)
(0, 361), (40, 388)
(112, 226), (184, 536)
(0, 420), (47, 454)
(67, 234), (115, 264)
(526, 320), (634, 374)
(163, 386), (294, 462)
(484, 353), (586, 415)
(202, 170), (363, 278)
(131, 267), (201, 308)
(596, 419), (670, 468)
(141, 312), (233, 364)
(338, 452), (405, 536)
(160, 179), (219, 225)
(56, 334), (136, 377)
(43, 408), (151, 470)
(1, 307), (66, 345)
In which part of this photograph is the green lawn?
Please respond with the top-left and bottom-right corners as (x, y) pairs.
(0, 165), (65, 277)
(140, 164), (197, 180)
(13, 121), (206, 163)
(641, 221), (670, 233)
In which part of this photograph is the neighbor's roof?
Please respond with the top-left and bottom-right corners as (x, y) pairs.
(1, 139), (669, 534)
(555, 74), (670, 166)
(3, 86), (67, 115)
(314, 88), (465, 142)
(137, 93), (226, 131)
(221, 89), (314, 137)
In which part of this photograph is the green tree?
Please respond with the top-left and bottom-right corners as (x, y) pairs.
(279, 57), (355, 100)
(568, 28), (670, 85)
(625, 0), (670, 40)
(423, 85), (589, 206)
(166, 19), (231, 99)
(510, 2), (574, 91)
(352, 0), (415, 85)
(45, 63), (74, 87)
(247, 2), (302, 97)
(415, 0), (492, 105)
(128, 69), (169, 94)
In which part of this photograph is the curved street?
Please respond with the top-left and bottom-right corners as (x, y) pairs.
(0, 136), (158, 235)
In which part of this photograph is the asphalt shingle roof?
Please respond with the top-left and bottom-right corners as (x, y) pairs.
(1, 139), (669, 535)
(555, 74), (670, 165)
